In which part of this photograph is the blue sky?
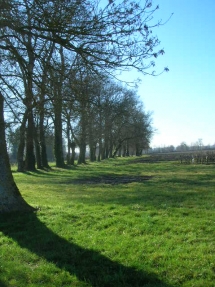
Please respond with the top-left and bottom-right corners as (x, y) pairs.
(130, 0), (215, 147)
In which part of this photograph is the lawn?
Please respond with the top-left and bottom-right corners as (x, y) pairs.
(0, 157), (215, 287)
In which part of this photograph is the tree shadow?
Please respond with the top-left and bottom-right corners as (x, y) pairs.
(0, 212), (172, 287)
(0, 280), (8, 287)
(60, 174), (153, 185)
(12, 164), (79, 176)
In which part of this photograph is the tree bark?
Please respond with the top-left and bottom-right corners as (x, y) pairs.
(78, 95), (87, 164)
(88, 120), (96, 162)
(54, 106), (65, 168)
(66, 115), (71, 165)
(70, 141), (76, 166)
(39, 112), (49, 168)
(0, 93), (35, 212)
(17, 110), (28, 172)
(39, 41), (54, 169)
(78, 142), (86, 164)
(25, 109), (36, 171)
(34, 123), (43, 169)
(52, 46), (65, 168)
(97, 106), (103, 162)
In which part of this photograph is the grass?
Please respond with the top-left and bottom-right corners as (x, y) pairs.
(1, 157), (215, 286)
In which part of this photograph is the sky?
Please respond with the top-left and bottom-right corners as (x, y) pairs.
(126, 0), (215, 148)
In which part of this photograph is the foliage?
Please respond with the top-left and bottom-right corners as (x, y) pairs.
(1, 157), (215, 286)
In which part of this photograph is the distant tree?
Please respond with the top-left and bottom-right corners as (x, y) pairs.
(176, 142), (189, 152)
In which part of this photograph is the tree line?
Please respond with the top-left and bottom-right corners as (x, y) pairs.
(0, 0), (168, 211)
(150, 140), (215, 154)
(6, 78), (154, 168)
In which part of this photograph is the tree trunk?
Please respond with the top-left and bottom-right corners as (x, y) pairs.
(54, 109), (65, 167)
(53, 46), (65, 168)
(78, 142), (86, 164)
(118, 147), (122, 157)
(97, 138), (102, 162)
(66, 115), (71, 165)
(89, 145), (96, 162)
(70, 142), (76, 165)
(97, 109), (103, 162)
(38, 42), (54, 169)
(17, 110), (28, 172)
(78, 97), (87, 164)
(25, 109), (36, 171)
(34, 123), (42, 169)
(126, 140), (130, 156)
(109, 134), (113, 158)
(39, 97), (49, 169)
(122, 144), (126, 157)
(88, 122), (96, 162)
(39, 116), (49, 168)
(112, 140), (122, 158)
(24, 31), (36, 171)
(52, 74), (65, 168)
(0, 93), (35, 212)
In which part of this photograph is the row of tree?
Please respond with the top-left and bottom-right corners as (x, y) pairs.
(0, 0), (167, 211)
(6, 78), (153, 167)
(150, 140), (215, 153)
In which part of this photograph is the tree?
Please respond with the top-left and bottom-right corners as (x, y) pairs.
(0, 92), (34, 212)
(176, 142), (189, 152)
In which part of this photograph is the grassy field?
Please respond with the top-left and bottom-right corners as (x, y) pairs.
(0, 157), (215, 287)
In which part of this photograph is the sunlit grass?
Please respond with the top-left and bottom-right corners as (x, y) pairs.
(1, 157), (215, 286)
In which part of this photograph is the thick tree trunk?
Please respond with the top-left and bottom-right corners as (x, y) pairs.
(89, 145), (96, 162)
(0, 93), (35, 212)
(78, 142), (86, 164)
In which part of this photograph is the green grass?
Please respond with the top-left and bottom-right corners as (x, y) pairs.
(1, 157), (215, 286)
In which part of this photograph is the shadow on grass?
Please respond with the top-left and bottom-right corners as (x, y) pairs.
(73, 181), (215, 211)
(0, 212), (172, 287)
(61, 174), (153, 185)
(12, 165), (79, 176)
(0, 280), (8, 287)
